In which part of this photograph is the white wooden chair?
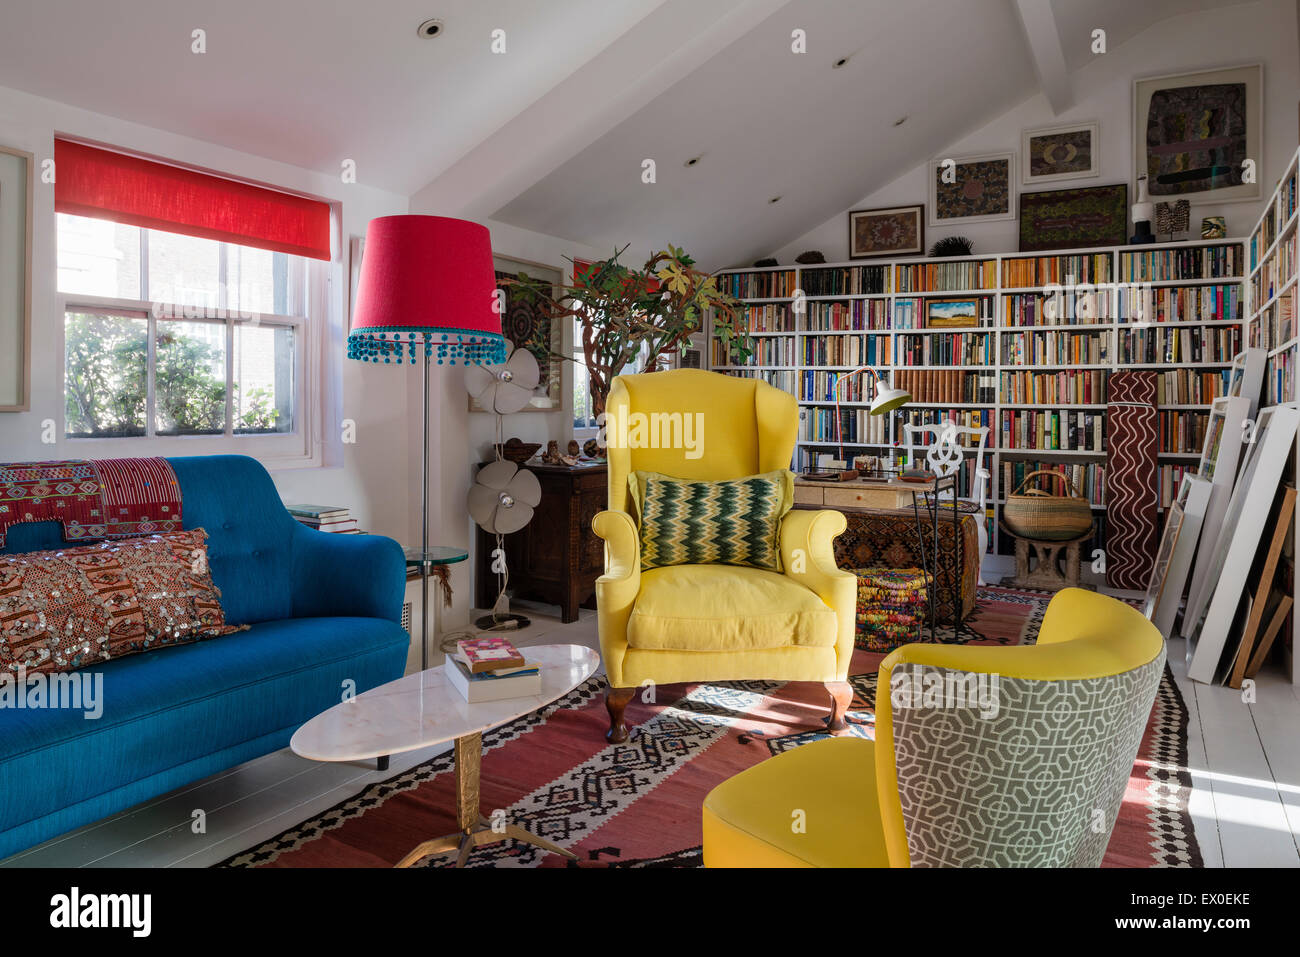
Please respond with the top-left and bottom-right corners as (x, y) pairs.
(902, 419), (991, 584)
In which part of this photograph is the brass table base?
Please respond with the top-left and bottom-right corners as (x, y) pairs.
(394, 731), (577, 869)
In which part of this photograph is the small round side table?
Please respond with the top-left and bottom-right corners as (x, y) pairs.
(403, 546), (468, 671)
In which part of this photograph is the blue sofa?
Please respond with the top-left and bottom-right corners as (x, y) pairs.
(0, 455), (409, 860)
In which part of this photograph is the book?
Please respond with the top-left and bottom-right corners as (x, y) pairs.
(443, 658), (541, 703)
(286, 504), (350, 520)
(454, 636), (526, 674)
(294, 517), (359, 532)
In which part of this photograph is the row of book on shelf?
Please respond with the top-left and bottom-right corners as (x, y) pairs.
(1119, 244), (1243, 282)
(1116, 283), (1242, 324)
(714, 243), (1244, 305)
(1000, 330), (1108, 366)
(1000, 410), (1105, 453)
(998, 370), (1108, 405)
(1250, 288), (1295, 351)
(1118, 324), (1242, 365)
(1001, 253), (1112, 289)
(894, 369), (997, 404)
(896, 332), (994, 366)
(800, 334), (890, 368)
(1003, 291), (1111, 326)
(285, 504), (362, 534)
(1001, 460), (1105, 506)
(1156, 410), (1210, 454)
(797, 406), (888, 445)
(1251, 228), (1297, 307)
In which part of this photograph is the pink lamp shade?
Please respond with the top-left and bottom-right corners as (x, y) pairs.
(347, 214), (507, 366)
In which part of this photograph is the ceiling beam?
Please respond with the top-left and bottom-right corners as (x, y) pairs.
(1013, 0), (1072, 115)
(409, 0), (795, 221)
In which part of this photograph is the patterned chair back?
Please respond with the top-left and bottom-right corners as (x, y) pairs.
(874, 588), (1165, 867)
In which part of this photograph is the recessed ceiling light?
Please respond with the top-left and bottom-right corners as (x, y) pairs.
(893, 116), (908, 127)
(768, 196), (782, 204)
(417, 18), (444, 38)
(684, 155), (702, 168)
(832, 55), (850, 69)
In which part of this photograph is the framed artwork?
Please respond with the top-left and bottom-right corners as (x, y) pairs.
(1143, 474), (1211, 639)
(1187, 404), (1300, 683)
(925, 297), (979, 328)
(1018, 183), (1127, 252)
(848, 204), (924, 259)
(1134, 64), (1262, 204)
(1227, 346), (1266, 418)
(928, 152), (1015, 226)
(0, 145), (33, 412)
(469, 257), (563, 412)
(1180, 395), (1250, 636)
(1021, 122), (1099, 184)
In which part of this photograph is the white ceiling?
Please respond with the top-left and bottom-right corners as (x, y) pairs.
(0, 0), (1264, 267)
(0, 0), (669, 195)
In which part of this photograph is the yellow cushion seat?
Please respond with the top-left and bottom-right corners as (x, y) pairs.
(627, 563), (838, 653)
(702, 736), (889, 867)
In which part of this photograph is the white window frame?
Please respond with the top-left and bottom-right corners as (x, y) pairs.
(55, 220), (333, 469)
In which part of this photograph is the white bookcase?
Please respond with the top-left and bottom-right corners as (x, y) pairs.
(1245, 144), (1299, 680)
(709, 238), (1248, 557)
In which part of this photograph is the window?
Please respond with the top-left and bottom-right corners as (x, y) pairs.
(57, 214), (307, 448)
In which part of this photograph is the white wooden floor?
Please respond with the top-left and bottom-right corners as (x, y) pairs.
(4, 594), (1300, 868)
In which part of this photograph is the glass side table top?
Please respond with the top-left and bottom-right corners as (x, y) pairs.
(403, 545), (470, 567)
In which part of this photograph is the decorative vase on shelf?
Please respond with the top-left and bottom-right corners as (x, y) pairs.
(1130, 174), (1154, 244)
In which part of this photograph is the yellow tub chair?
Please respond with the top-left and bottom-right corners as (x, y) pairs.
(702, 588), (1165, 867)
(592, 369), (857, 743)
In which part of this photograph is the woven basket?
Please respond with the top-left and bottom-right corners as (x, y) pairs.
(1001, 469), (1092, 541)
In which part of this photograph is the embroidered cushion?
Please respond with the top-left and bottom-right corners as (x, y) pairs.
(0, 528), (242, 675)
(634, 469), (793, 571)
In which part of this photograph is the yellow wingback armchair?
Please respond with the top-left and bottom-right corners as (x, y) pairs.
(702, 589), (1166, 867)
(592, 369), (857, 742)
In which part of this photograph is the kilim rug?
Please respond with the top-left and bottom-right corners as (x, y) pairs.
(219, 585), (1202, 869)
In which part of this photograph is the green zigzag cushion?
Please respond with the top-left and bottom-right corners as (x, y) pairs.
(635, 469), (793, 571)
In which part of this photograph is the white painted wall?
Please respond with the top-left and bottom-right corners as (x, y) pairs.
(774, 0), (1300, 262)
(0, 84), (412, 539)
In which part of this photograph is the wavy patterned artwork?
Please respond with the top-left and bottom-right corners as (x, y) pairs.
(1107, 372), (1159, 590)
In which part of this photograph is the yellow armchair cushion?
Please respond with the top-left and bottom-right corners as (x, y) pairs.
(702, 737), (891, 868)
(627, 564), (837, 652)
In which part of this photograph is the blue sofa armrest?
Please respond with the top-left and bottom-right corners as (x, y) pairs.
(290, 525), (406, 622)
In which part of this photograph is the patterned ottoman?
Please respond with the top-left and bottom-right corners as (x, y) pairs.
(853, 567), (930, 653)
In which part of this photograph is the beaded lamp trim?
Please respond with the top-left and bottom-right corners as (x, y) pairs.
(346, 326), (508, 366)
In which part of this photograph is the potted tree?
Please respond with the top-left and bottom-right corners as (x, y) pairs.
(508, 245), (751, 417)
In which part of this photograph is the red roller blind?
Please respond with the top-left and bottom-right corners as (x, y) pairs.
(54, 139), (332, 261)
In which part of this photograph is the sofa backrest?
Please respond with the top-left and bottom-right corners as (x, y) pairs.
(0, 455), (298, 626)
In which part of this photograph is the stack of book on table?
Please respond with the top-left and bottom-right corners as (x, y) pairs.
(285, 504), (361, 534)
(443, 636), (541, 703)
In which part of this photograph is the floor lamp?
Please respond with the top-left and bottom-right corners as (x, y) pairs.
(347, 215), (507, 671)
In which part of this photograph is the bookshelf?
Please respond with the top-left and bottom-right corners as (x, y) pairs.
(1245, 144), (1300, 681)
(710, 238), (1248, 557)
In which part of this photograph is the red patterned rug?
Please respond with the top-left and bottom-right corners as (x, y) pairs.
(220, 586), (1202, 868)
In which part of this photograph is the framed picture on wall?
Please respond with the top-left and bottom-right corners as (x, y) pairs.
(469, 257), (563, 412)
(1134, 63), (1262, 204)
(0, 144), (33, 412)
(848, 204), (925, 258)
(1021, 122), (1099, 184)
(928, 152), (1015, 226)
(1018, 183), (1128, 251)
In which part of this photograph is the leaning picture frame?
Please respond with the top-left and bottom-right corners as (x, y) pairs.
(0, 144), (33, 412)
(1180, 395), (1250, 636)
(1186, 405), (1300, 683)
(469, 257), (564, 412)
(1143, 474), (1211, 639)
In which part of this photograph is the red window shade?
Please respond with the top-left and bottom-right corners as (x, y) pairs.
(54, 139), (331, 261)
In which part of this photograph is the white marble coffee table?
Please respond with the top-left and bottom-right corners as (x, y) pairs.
(291, 643), (600, 867)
